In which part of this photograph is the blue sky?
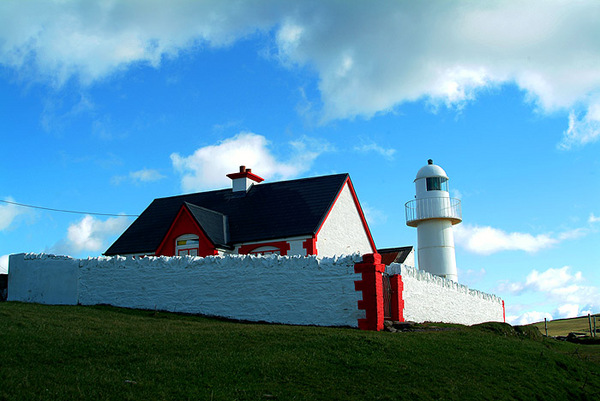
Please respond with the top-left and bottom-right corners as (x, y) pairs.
(1, 1), (599, 324)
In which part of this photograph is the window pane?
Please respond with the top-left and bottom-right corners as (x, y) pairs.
(426, 177), (440, 191)
(426, 177), (448, 192)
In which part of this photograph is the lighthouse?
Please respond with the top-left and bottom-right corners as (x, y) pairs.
(405, 160), (462, 282)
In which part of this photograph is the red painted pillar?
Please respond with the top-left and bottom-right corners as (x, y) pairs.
(502, 300), (506, 323)
(354, 253), (386, 331)
(390, 275), (405, 322)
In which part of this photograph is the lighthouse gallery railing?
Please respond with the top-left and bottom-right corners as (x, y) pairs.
(405, 197), (462, 227)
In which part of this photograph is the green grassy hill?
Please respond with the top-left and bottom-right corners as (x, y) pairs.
(531, 314), (600, 337)
(1, 302), (599, 400)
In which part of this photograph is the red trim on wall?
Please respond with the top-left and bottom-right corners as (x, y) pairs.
(315, 178), (345, 237)
(238, 241), (291, 256)
(390, 275), (405, 322)
(154, 205), (218, 257)
(502, 300), (506, 323)
(302, 236), (317, 256)
(314, 177), (377, 253)
(345, 178), (377, 253)
(354, 253), (385, 331)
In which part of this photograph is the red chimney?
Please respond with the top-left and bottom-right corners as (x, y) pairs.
(226, 166), (264, 192)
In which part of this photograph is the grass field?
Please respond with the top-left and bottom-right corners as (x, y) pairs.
(1, 302), (600, 400)
(531, 314), (600, 337)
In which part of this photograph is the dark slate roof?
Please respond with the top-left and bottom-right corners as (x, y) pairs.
(378, 246), (413, 266)
(185, 203), (230, 248)
(105, 173), (349, 256)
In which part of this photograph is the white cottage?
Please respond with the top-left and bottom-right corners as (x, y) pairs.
(105, 166), (377, 258)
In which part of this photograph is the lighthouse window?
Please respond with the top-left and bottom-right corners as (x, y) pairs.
(426, 177), (448, 192)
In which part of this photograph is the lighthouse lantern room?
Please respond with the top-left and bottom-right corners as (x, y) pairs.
(405, 159), (462, 282)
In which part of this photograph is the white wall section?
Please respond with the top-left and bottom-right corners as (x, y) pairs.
(8, 253), (79, 305)
(9, 253), (364, 327)
(78, 254), (364, 326)
(317, 182), (373, 257)
(8, 253), (504, 328)
(388, 263), (504, 325)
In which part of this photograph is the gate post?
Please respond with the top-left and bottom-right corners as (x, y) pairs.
(390, 275), (404, 322)
(354, 253), (385, 331)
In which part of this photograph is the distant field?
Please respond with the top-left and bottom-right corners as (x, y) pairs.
(1, 302), (600, 400)
(531, 314), (600, 337)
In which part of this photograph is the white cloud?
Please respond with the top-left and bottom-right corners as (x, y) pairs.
(0, 198), (30, 231)
(0, 0), (280, 86)
(500, 266), (599, 321)
(497, 266), (600, 324)
(589, 213), (600, 224)
(506, 310), (553, 326)
(171, 132), (328, 192)
(0, 254), (8, 274)
(554, 303), (581, 320)
(496, 281), (526, 295)
(457, 267), (486, 286)
(454, 224), (558, 255)
(455, 222), (595, 255)
(130, 169), (165, 183)
(361, 203), (387, 227)
(524, 266), (583, 295)
(113, 168), (165, 185)
(2, 1), (600, 143)
(509, 302), (594, 325)
(558, 108), (600, 150)
(272, 1), (600, 130)
(54, 215), (130, 255)
(353, 143), (396, 160)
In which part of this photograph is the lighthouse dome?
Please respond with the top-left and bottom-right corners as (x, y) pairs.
(415, 159), (448, 181)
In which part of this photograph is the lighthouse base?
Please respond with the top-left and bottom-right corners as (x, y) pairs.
(417, 219), (458, 282)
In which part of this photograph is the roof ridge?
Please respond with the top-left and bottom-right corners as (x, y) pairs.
(378, 246), (413, 252)
(155, 188), (231, 201)
(184, 202), (226, 216)
(256, 172), (348, 186)
(155, 173), (349, 200)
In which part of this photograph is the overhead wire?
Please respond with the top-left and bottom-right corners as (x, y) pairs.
(0, 199), (139, 217)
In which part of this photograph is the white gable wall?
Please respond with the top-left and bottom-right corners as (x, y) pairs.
(404, 248), (415, 267)
(317, 182), (373, 257)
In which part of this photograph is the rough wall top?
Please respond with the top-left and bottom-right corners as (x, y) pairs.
(387, 262), (503, 304)
(81, 253), (363, 268)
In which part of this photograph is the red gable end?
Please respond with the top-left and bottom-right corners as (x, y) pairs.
(155, 204), (218, 257)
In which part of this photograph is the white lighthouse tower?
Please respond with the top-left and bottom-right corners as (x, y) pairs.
(405, 159), (462, 282)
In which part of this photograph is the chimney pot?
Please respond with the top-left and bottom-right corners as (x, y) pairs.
(227, 166), (264, 193)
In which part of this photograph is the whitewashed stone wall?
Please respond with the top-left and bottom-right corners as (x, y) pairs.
(8, 253), (504, 328)
(8, 254), (79, 305)
(387, 263), (504, 325)
(8, 253), (364, 327)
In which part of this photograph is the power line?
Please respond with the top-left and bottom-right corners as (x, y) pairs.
(0, 199), (139, 217)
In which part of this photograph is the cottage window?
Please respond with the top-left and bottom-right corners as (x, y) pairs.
(176, 234), (200, 256)
(249, 246), (281, 256)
